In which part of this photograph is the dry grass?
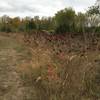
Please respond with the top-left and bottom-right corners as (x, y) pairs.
(0, 32), (100, 100)
(19, 32), (100, 100)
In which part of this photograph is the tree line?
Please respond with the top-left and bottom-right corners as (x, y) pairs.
(0, 3), (100, 35)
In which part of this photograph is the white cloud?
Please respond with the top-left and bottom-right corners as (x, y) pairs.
(0, 0), (96, 17)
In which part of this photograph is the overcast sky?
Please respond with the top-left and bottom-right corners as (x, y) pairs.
(0, 0), (96, 17)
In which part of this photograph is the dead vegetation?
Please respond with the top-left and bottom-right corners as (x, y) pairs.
(18, 32), (100, 100)
(0, 32), (100, 100)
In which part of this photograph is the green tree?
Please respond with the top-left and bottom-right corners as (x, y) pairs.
(25, 19), (36, 34)
(54, 7), (76, 34)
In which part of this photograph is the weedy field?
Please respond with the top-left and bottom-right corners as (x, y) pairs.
(0, 32), (100, 100)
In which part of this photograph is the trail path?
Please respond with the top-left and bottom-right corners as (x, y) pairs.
(0, 35), (37, 100)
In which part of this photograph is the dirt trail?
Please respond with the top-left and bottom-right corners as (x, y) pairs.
(0, 35), (37, 100)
